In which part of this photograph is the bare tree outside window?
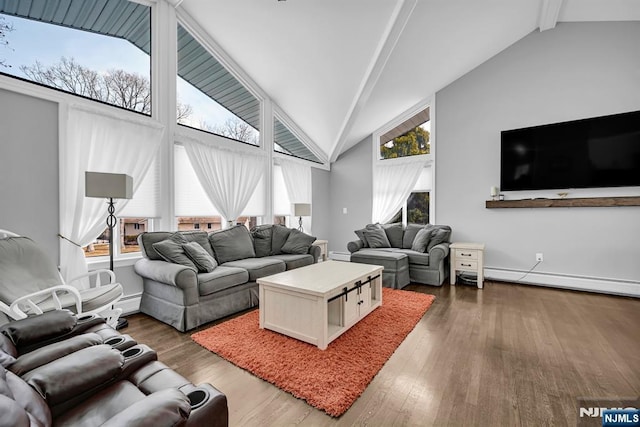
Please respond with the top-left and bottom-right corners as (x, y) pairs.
(0, 16), (13, 68)
(197, 116), (259, 145)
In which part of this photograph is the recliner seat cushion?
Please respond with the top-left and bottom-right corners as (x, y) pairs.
(30, 283), (124, 315)
(197, 267), (249, 297)
(221, 258), (286, 281)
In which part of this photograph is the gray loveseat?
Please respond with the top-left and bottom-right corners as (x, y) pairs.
(347, 223), (451, 288)
(134, 225), (320, 332)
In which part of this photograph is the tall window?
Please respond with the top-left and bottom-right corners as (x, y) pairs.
(0, 1), (151, 114)
(388, 167), (431, 225)
(176, 24), (260, 145)
(380, 107), (430, 160)
(274, 117), (321, 163)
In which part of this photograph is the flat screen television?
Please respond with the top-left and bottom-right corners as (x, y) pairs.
(500, 110), (640, 191)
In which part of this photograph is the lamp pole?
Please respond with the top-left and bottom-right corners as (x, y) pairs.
(106, 198), (116, 271)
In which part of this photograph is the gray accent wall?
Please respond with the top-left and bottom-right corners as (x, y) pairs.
(311, 167), (330, 241)
(0, 89), (59, 259)
(328, 136), (373, 253)
(436, 22), (640, 285)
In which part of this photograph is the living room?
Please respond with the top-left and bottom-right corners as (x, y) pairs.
(1, 0), (639, 425)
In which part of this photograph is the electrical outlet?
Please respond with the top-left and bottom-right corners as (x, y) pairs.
(536, 253), (543, 262)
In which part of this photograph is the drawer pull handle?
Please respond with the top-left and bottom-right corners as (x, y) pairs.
(462, 263), (472, 267)
(461, 253), (472, 256)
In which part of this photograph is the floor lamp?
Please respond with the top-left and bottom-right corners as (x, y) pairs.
(293, 203), (311, 232)
(85, 171), (132, 329)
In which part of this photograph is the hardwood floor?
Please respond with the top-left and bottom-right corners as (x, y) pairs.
(124, 282), (640, 426)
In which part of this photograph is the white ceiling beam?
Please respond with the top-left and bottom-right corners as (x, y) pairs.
(167, 0), (186, 8)
(539, 0), (565, 31)
(328, 0), (418, 163)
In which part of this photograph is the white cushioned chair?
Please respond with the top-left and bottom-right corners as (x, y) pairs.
(0, 230), (123, 327)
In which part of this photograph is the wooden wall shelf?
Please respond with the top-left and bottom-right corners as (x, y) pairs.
(485, 196), (640, 209)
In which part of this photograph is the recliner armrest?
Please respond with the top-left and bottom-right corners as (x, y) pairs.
(100, 388), (191, 427)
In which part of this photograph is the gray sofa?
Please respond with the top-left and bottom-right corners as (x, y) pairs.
(134, 225), (319, 332)
(347, 223), (451, 288)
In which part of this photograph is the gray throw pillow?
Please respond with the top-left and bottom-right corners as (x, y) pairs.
(411, 228), (435, 252)
(182, 241), (218, 273)
(354, 228), (369, 247)
(427, 228), (451, 252)
(382, 223), (403, 248)
(271, 224), (292, 255)
(251, 225), (272, 258)
(363, 228), (391, 248)
(179, 231), (215, 257)
(402, 224), (423, 249)
(152, 233), (197, 270)
(209, 225), (256, 264)
(281, 229), (316, 254)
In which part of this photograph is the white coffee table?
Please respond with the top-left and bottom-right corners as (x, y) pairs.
(258, 260), (383, 350)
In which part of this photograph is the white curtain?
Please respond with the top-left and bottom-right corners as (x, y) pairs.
(371, 160), (426, 224)
(59, 105), (164, 286)
(182, 139), (266, 227)
(279, 158), (312, 232)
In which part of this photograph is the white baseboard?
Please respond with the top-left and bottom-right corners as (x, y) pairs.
(329, 251), (351, 262)
(485, 268), (640, 298)
(114, 293), (141, 315)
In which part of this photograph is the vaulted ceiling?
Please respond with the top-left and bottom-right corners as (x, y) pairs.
(178, 0), (639, 163)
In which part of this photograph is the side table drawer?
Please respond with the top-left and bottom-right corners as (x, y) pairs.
(455, 259), (478, 271)
(457, 250), (478, 260)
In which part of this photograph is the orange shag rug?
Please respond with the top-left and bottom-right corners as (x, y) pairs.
(191, 288), (435, 417)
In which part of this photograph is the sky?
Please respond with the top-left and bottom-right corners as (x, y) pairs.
(0, 14), (235, 129)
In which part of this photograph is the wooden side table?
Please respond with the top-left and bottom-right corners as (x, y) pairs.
(450, 242), (485, 289)
(312, 239), (328, 262)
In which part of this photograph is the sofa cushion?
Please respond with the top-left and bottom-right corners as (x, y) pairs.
(182, 242), (218, 273)
(427, 227), (451, 252)
(281, 229), (316, 255)
(251, 225), (272, 258)
(138, 232), (172, 260)
(411, 227), (434, 252)
(363, 229), (391, 248)
(402, 224), (424, 249)
(353, 229), (369, 247)
(221, 258), (286, 281)
(152, 234), (197, 271)
(270, 225), (292, 255)
(393, 249), (430, 266)
(198, 266), (249, 296)
(267, 254), (314, 270)
(350, 249), (408, 271)
(209, 225), (256, 264)
(382, 223), (403, 248)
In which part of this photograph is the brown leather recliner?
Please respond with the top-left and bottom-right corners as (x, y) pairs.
(0, 310), (228, 427)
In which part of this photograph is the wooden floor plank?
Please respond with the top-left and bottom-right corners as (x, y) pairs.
(124, 281), (640, 426)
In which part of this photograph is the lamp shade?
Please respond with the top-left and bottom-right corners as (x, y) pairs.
(293, 203), (311, 217)
(85, 172), (133, 199)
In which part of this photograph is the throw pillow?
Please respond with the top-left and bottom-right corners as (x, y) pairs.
(427, 228), (451, 252)
(354, 228), (369, 247)
(281, 229), (316, 254)
(402, 224), (423, 249)
(251, 225), (272, 258)
(179, 230), (215, 257)
(411, 227), (435, 252)
(271, 224), (292, 255)
(182, 241), (218, 273)
(363, 228), (391, 248)
(152, 233), (197, 270)
(382, 223), (403, 248)
(209, 225), (256, 264)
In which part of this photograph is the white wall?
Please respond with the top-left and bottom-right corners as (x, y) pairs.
(0, 89), (59, 258)
(436, 22), (640, 296)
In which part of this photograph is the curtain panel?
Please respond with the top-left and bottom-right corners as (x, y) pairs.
(278, 158), (312, 232)
(59, 105), (164, 286)
(371, 160), (426, 224)
(182, 139), (266, 227)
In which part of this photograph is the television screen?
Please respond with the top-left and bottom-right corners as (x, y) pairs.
(500, 110), (640, 191)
